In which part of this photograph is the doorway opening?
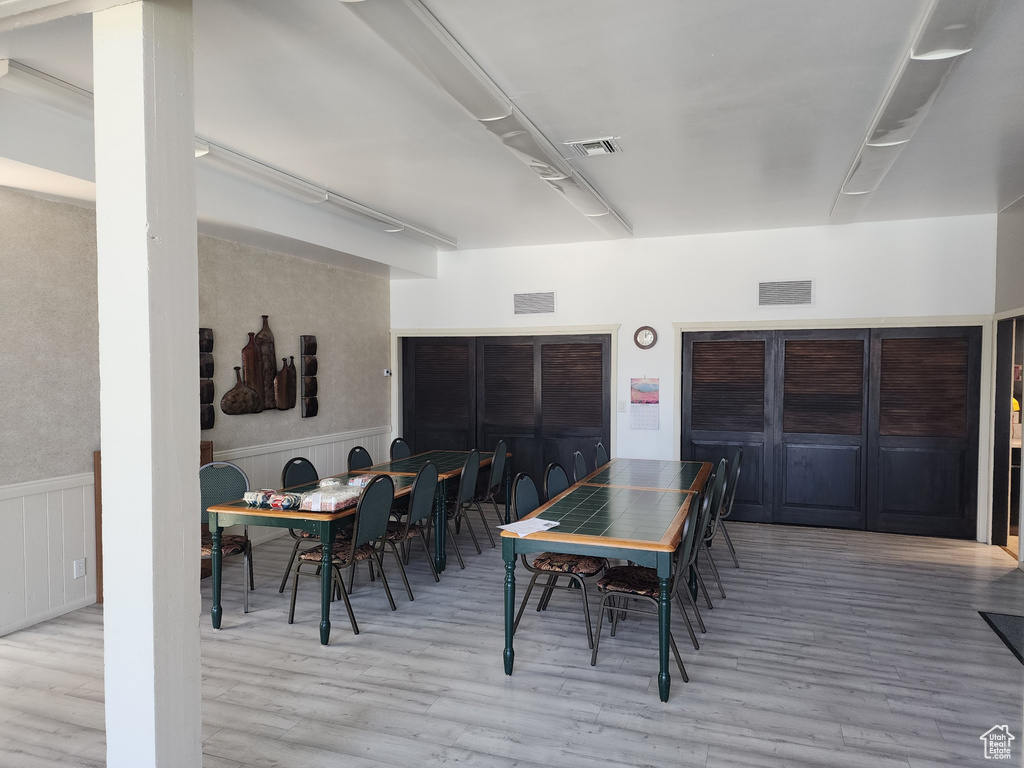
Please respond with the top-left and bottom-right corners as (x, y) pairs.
(994, 316), (1023, 559)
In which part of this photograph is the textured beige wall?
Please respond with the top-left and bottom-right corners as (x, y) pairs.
(198, 236), (390, 451)
(996, 197), (1024, 314)
(0, 188), (100, 486)
(0, 187), (391, 485)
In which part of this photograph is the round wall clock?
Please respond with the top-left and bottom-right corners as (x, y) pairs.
(634, 326), (658, 350)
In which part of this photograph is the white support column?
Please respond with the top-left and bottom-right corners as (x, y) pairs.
(93, 2), (201, 766)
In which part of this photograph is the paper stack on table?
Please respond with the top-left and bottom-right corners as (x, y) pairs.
(497, 518), (560, 537)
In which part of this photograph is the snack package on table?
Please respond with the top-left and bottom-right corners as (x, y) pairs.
(300, 486), (361, 512)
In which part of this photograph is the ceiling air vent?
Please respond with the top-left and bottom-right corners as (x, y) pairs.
(564, 137), (622, 158)
(513, 291), (556, 315)
(758, 280), (813, 307)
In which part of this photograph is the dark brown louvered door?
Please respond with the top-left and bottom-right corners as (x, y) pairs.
(402, 338), (476, 451)
(774, 331), (868, 529)
(682, 332), (774, 523)
(538, 337), (610, 482)
(867, 327), (981, 537)
(477, 338), (538, 484)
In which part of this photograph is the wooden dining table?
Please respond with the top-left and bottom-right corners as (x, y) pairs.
(205, 449), (508, 645)
(206, 470), (416, 645)
(500, 457), (711, 701)
(362, 449), (510, 573)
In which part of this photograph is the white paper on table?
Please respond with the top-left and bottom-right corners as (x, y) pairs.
(497, 518), (560, 537)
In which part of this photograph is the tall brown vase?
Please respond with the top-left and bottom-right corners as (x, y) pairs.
(286, 356), (297, 409)
(241, 332), (264, 412)
(274, 358), (290, 410)
(255, 315), (277, 410)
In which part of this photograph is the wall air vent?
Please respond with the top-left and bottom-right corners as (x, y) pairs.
(513, 291), (556, 315)
(758, 280), (813, 307)
(564, 137), (622, 158)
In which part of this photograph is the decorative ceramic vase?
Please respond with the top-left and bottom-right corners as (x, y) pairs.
(255, 315), (277, 410)
(221, 367), (262, 415)
(241, 332), (264, 412)
(274, 358), (290, 410)
(286, 356), (298, 409)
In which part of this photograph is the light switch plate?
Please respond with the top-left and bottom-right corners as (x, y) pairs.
(618, 399), (626, 412)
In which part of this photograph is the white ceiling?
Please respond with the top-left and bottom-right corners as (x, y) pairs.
(2, 0), (1024, 257)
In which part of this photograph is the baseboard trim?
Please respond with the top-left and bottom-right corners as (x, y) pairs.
(0, 595), (97, 638)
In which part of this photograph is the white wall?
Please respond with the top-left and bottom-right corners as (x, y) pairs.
(996, 197), (1024, 316)
(393, 214), (997, 461)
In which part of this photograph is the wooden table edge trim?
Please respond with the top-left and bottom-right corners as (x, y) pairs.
(501, 491), (697, 551)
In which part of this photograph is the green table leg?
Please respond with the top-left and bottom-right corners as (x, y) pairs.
(434, 478), (447, 573)
(503, 537), (516, 675)
(318, 521), (332, 645)
(658, 575), (671, 702)
(210, 514), (222, 630)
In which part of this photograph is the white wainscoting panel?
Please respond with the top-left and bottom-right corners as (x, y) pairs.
(0, 474), (96, 637)
(0, 426), (391, 635)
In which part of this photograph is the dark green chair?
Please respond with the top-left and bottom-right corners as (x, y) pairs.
(447, 449), (487, 552)
(543, 462), (570, 502)
(200, 461), (253, 613)
(572, 450), (588, 483)
(590, 495), (706, 680)
(383, 461), (440, 591)
(714, 447), (743, 568)
(347, 445), (373, 471)
(288, 474), (397, 634)
(594, 442), (609, 468)
(478, 439), (508, 527)
(390, 437), (412, 460)
(277, 456), (320, 593)
(511, 472), (607, 649)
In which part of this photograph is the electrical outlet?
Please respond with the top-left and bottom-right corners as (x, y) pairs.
(73, 558), (86, 580)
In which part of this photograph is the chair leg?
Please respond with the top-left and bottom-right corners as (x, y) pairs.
(248, 545), (255, 592)
(694, 559), (714, 609)
(473, 501), (495, 548)
(445, 519), (466, 569)
(702, 541), (727, 599)
(677, 597), (699, 650)
(537, 575), (558, 611)
(242, 548), (250, 614)
(371, 551), (397, 611)
(513, 573), (542, 633)
(332, 567), (359, 635)
(720, 520), (740, 567)
(457, 507), (482, 554)
(415, 530), (440, 582)
(669, 630), (688, 682)
(591, 593), (613, 666)
(278, 538), (302, 593)
(288, 562), (305, 624)
(387, 541), (415, 601)
(576, 577), (595, 650)
(684, 588), (707, 634)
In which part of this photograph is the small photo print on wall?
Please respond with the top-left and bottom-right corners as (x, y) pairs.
(630, 377), (659, 430)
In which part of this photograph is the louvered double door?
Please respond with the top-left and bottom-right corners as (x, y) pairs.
(682, 327), (980, 538)
(403, 335), (610, 487)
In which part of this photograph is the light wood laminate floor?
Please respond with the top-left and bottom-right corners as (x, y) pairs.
(0, 523), (1022, 768)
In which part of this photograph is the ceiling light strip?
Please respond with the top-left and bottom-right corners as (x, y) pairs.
(831, 0), (993, 221)
(0, 57), (455, 249)
(343, 0), (632, 239)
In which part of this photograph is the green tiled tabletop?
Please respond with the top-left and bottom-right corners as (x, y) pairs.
(366, 449), (493, 476)
(585, 458), (708, 493)
(533, 484), (688, 543)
